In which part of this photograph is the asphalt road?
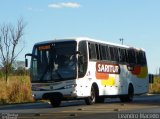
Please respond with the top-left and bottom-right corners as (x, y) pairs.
(0, 94), (160, 119)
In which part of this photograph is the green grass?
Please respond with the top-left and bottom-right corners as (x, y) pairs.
(0, 76), (34, 104)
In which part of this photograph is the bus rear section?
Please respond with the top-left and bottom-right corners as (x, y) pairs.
(86, 41), (149, 103)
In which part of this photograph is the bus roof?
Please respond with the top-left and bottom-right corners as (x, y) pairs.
(34, 37), (145, 51)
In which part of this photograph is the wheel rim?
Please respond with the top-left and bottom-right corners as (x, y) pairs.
(90, 87), (96, 103)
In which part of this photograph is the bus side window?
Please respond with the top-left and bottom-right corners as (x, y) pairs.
(143, 52), (147, 65)
(136, 51), (140, 65)
(78, 41), (88, 78)
(128, 49), (136, 64)
(141, 51), (147, 65)
(88, 43), (91, 59)
(119, 48), (123, 62)
(95, 44), (101, 60)
(119, 48), (129, 63)
(109, 46), (115, 61)
(133, 50), (137, 64)
(100, 45), (107, 60)
(125, 49), (129, 63)
(135, 50), (138, 65)
(114, 47), (119, 62)
(88, 43), (97, 60)
(136, 50), (147, 65)
(99, 44), (111, 61)
(128, 49), (131, 63)
(106, 45), (110, 61)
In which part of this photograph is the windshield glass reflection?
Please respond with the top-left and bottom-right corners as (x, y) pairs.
(31, 41), (77, 82)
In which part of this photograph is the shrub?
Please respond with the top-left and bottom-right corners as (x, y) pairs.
(0, 76), (33, 104)
(149, 76), (160, 94)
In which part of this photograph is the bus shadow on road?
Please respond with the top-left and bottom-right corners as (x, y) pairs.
(1, 95), (160, 110)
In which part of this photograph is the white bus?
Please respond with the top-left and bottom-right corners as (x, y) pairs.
(25, 37), (149, 107)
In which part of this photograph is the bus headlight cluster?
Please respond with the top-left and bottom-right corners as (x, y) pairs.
(64, 84), (77, 89)
(32, 94), (36, 98)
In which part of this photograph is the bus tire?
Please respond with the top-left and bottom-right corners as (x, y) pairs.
(96, 97), (105, 103)
(50, 99), (61, 107)
(120, 84), (134, 102)
(85, 86), (96, 105)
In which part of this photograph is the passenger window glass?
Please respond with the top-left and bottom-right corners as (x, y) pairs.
(88, 43), (97, 60)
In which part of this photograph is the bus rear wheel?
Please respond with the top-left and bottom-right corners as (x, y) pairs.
(120, 85), (134, 102)
(85, 86), (96, 105)
(50, 99), (61, 107)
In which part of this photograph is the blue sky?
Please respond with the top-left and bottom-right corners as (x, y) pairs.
(0, 0), (160, 74)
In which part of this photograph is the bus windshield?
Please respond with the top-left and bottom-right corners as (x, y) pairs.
(30, 41), (77, 82)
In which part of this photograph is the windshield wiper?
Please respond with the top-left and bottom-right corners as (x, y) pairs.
(40, 64), (50, 81)
(55, 70), (64, 80)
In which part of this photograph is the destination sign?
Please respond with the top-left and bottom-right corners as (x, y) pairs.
(38, 45), (50, 50)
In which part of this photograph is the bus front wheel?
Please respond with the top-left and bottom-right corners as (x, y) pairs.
(50, 99), (61, 107)
(85, 86), (96, 105)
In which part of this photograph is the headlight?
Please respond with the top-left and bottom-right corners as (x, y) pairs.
(32, 94), (36, 98)
(64, 84), (77, 89)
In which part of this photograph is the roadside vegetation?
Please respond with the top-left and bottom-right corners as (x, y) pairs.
(0, 72), (160, 104)
(0, 18), (33, 104)
(0, 73), (33, 104)
(149, 75), (160, 94)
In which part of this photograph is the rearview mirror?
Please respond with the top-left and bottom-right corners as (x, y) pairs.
(127, 65), (134, 71)
(25, 58), (28, 67)
(78, 55), (84, 64)
(25, 53), (33, 67)
(75, 51), (81, 54)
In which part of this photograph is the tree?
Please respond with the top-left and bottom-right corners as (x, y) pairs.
(0, 19), (26, 81)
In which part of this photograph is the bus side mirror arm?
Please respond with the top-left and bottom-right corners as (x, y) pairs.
(25, 58), (28, 67)
(75, 51), (81, 54)
(25, 53), (34, 67)
(25, 53), (34, 58)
